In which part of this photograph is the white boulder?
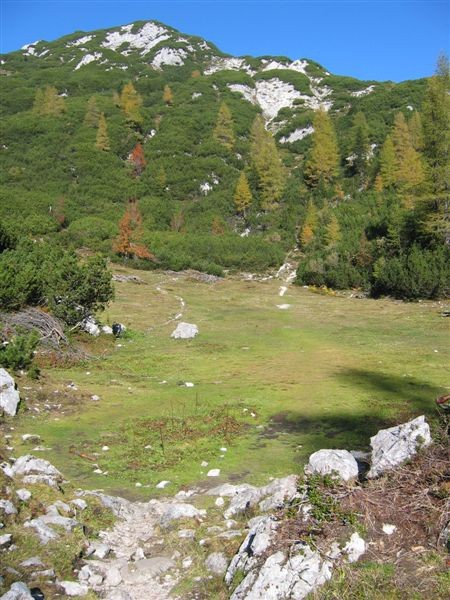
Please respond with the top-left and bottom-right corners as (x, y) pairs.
(81, 316), (100, 336)
(367, 416), (431, 478)
(0, 368), (20, 416)
(159, 503), (206, 528)
(343, 532), (366, 562)
(0, 582), (34, 599)
(305, 449), (359, 481)
(205, 551), (228, 575)
(58, 581), (89, 596)
(5, 454), (62, 487)
(171, 322), (198, 339)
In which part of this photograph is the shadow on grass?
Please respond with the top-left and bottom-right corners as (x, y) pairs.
(261, 369), (444, 451)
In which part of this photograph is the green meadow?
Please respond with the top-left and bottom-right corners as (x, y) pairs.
(11, 266), (449, 498)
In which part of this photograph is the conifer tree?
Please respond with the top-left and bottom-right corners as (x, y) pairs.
(350, 112), (370, 180)
(155, 166), (167, 191)
(95, 113), (110, 151)
(84, 96), (100, 127)
(119, 82), (143, 124)
(304, 110), (339, 186)
(234, 172), (252, 217)
(420, 54), (450, 241)
(326, 213), (341, 246)
(130, 143), (146, 176)
(378, 134), (396, 189)
(214, 103), (235, 149)
(33, 86), (65, 116)
(408, 111), (423, 151)
(113, 200), (154, 260)
(250, 115), (284, 211)
(163, 85), (174, 106)
(392, 112), (424, 192)
(300, 200), (317, 247)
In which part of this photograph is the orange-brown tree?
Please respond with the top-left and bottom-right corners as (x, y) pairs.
(129, 143), (146, 176)
(113, 200), (155, 260)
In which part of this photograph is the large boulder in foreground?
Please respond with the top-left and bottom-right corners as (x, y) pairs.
(1, 582), (34, 599)
(0, 368), (20, 416)
(367, 415), (431, 478)
(171, 322), (198, 339)
(305, 449), (359, 482)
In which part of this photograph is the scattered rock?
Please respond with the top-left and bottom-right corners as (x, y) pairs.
(305, 449), (359, 481)
(367, 416), (431, 478)
(119, 557), (174, 585)
(215, 497), (225, 507)
(276, 304), (291, 310)
(58, 581), (89, 596)
(343, 532), (366, 562)
(171, 322), (199, 339)
(101, 325), (113, 335)
(0, 368), (21, 416)
(225, 516), (278, 585)
(81, 316), (100, 337)
(16, 488), (32, 502)
(156, 480), (171, 489)
(21, 434), (41, 443)
(19, 557), (44, 568)
(0, 582), (34, 599)
(4, 454), (63, 487)
(0, 533), (13, 548)
(382, 523), (397, 535)
(230, 544), (332, 600)
(205, 552), (228, 576)
(24, 513), (79, 544)
(207, 469), (220, 477)
(159, 503), (206, 527)
(178, 529), (195, 539)
(71, 498), (87, 511)
(0, 499), (17, 515)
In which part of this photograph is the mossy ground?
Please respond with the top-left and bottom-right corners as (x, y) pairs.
(4, 265), (449, 498)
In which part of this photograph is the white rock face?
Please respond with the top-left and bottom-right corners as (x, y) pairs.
(229, 78), (332, 121)
(102, 22), (170, 55)
(225, 516), (278, 585)
(305, 449), (359, 481)
(0, 368), (20, 416)
(262, 58), (309, 74)
(279, 126), (314, 144)
(351, 85), (376, 97)
(1, 582), (34, 599)
(67, 35), (94, 47)
(171, 322), (198, 339)
(230, 545), (332, 600)
(152, 47), (187, 69)
(74, 52), (102, 70)
(205, 56), (255, 76)
(343, 532), (366, 562)
(367, 416), (431, 478)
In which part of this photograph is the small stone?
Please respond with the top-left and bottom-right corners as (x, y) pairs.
(0, 368), (21, 416)
(93, 468), (103, 474)
(0, 499), (17, 515)
(19, 556), (44, 568)
(105, 567), (122, 587)
(22, 434), (41, 442)
(201, 460), (209, 467)
(102, 446), (109, 451)
(171, 322), (199, 339)
(182, 557), (193, 569)
(215, 497), (225, 507)
(88, 573), (104, 586)
(382, 524), (397, 535)
(1, 582), (34, 599)
(71, 499), (87, 511)
(0, 533), (12, 548)
(91, 395), (100, 401)
(205, 552), (228, 576)
(135, 482), (142, 487)
(132, 547), (145, 561)
(220, 447), (227, 452)
(156, 480), (171, 489)
(184, 382), (194, 387)
(207, 469), (220, 477)
(16, 488), (32, 502)
(178, 529), (195, 539)
(343, 532), (366, 562)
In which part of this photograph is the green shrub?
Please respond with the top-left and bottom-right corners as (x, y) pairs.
(0, 330), (39, 371)
(371, 246), (450, 299)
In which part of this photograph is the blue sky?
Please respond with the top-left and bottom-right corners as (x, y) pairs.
(1, 1), (448, 81)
